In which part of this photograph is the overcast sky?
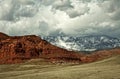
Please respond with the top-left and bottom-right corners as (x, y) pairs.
(0, 0), (120, 37)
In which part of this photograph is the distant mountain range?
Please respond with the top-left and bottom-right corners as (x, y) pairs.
(42, 34), (120, 52)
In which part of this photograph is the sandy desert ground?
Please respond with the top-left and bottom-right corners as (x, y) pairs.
(0, 55), (120, 79)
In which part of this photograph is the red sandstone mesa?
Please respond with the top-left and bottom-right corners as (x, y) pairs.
(0, 32), (120, 64)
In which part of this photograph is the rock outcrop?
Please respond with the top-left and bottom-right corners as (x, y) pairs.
(0, 32), (120, 64)
(0, 32), (83, 64)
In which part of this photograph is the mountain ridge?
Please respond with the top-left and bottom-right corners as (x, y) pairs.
(0, 32), (84, 64)
(0, 32), (120, 64)
(42, 34), (120, 51)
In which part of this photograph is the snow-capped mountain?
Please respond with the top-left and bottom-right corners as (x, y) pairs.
(42, 35), (120, 52)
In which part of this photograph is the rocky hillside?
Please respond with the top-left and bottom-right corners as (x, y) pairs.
(0, 32), (84, 64)
(0, 32), (120, 64)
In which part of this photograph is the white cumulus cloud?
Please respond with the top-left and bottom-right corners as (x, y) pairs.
(0, 0), (120, 37)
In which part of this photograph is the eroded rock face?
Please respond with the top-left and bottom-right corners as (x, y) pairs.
(0, 32), (9, 41)
(0, 32), (120, 64)
(0, 35), (41, 64)
(0, 32), (83, 64)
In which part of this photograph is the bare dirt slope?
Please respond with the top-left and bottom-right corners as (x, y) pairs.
(0, 55), (120, 79)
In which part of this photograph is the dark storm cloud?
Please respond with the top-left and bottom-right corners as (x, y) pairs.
(52, 0), (73, 10)
(0, 0), (37, 21)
